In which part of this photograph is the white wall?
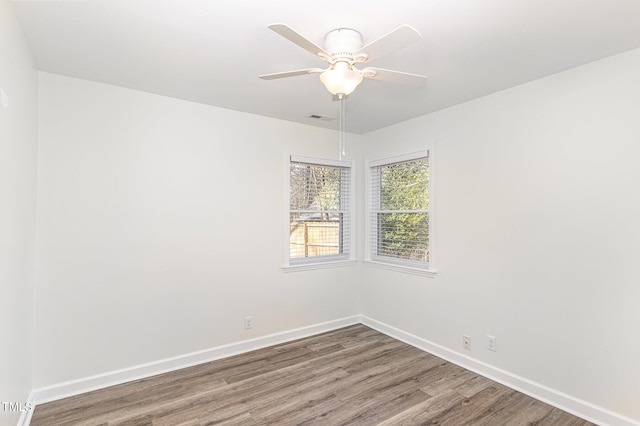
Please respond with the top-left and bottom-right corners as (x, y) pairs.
(0, 1), (38, 425)
(360, 48), (640, 424)
(34, 72), (360, 389)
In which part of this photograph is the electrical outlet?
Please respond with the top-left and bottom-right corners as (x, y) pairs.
(244, 316), (253, 329)
(462, 335), (471, 350)
(487, 335), (497, 352)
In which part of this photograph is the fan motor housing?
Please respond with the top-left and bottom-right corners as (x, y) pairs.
(324, 28), (363, 61)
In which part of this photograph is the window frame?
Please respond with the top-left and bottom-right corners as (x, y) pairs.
(365, 150), (436, 277)
(284, 154), (356, 272)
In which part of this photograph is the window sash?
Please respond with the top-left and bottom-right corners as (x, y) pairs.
(369, 153), (430, 269)
(288, 156), (352, 266)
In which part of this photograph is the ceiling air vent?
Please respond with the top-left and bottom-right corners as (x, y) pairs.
(308, 114), (334, 121)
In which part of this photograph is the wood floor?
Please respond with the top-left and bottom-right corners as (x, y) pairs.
(31, 325), (594, 425)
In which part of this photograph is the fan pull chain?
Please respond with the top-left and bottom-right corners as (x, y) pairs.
(339, 93), (346, 160)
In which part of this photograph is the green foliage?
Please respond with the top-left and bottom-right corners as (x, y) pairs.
(380, 158), (429, 210)
(290, 162), (343, 212)
(376, 157), (429, 262)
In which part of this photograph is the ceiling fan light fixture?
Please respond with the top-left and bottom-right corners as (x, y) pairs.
(319, 61), (363, 96)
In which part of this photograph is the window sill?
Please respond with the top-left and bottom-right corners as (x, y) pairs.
(283, 259), (357, 273)
(363, 260), (437, 278)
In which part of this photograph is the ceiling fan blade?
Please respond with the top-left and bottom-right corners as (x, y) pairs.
(268, 24), (330, 60)
(361, 67), (428, 86)
(356, 25), (422, 62)
(259, 68), (324, 80)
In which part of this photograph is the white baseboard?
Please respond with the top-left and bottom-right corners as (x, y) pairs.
(30, 315), (360, 407)
(360, 315), (640, 426)
(16, 395), (34, 426)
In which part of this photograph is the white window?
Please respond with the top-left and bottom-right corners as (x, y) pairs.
(367, 151), (434, 275)
(286, 155), (354, 270)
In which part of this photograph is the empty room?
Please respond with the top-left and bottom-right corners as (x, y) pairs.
(2, 0), (639, 425)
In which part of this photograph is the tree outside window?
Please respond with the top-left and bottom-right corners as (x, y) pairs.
(370, 153), (430, 268)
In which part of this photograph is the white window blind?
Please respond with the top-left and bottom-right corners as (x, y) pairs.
(289, 156), (351, 265)
(369, 153), (430, 268)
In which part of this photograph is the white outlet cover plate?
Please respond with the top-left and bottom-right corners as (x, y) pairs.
(487, 335), (497, 351)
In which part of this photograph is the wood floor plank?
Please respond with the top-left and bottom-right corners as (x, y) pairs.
(30, 324), (595, 426)
(452, 374), (495, 398)
(375, 389), (468, 425)
(419, 366), (476, 396)
(417, 384), (516, 425)
(536, 407), (598, 426)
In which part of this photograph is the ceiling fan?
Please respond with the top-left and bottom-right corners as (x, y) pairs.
(259, 24), (428, 97)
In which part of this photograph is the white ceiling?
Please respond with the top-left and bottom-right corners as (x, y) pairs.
(12, 0), (640, 134)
